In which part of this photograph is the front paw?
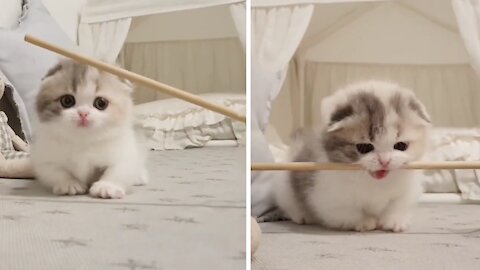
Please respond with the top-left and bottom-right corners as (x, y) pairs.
(89, 181), (126, 199)
(52, 181), (87, 196)
(354, 217), (377, 232)
(378, 215), (410, 232)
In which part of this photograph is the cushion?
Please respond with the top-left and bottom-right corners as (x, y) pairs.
(0, 0), (75, 140)
(0, 0), (23, 29)
(134, 93), (245, 150)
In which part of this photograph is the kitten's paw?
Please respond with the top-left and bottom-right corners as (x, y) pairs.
(52, 181), (87, 196)
(354, 217), (377, 232)
(378, 216), (410, 232)
(89, 181), (126, 199)
(134, 170), (149, 186)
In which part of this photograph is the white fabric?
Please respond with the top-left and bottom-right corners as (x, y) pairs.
(134, 93), (245, 150)
(0, 0), (22, 29)
(230, 3), (247, 49)
(251, 4), (313, 217)
(121, 38), (245, 103)
(299, 62), (480, 128)
(78, 18), (131, 63)
(252, 4), (313, 129)
(81, 0), (244, 23)
(452, 0), (480, 77)
(420, 127), (480, 200)
(252, 0), (385, 7)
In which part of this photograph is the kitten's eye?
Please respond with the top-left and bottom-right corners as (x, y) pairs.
(394, 142), (409, 151)
(59, 95), (75, 108)
(93, 97), (109, 110)
(356, 143), (374, 154)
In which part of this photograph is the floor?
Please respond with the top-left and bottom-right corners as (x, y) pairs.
(253, 203), (480, 270)
(0, 146), (246, 270)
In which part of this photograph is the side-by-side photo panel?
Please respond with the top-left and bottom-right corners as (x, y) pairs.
(251, 0), (480, 269)
(0, 0), (246, 269)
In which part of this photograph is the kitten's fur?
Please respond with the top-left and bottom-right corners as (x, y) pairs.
(275, 81), (431, 232)
(31, 59), (148, 199)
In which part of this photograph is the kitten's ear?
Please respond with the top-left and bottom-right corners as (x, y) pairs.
(409, 98), (431, 126)
(322, 98), (354, 133)
(118, 78), (134, 94)
(42, 63), (63, 80)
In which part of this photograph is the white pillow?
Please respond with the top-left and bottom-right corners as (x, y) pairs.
(0, 0), (22, 29)
(134, 93), (245, 150)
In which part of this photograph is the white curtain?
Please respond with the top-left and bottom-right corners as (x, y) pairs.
(81, 0), (243, 23)
(78, 18), (131, 63)
(230, 3), (246, 49)
(251, 4), (313, 217)
(252, 4), (313, 130)
(452, 0), (480, 78)
(303, 62), (480, 127)
(121, 38), (245, 104)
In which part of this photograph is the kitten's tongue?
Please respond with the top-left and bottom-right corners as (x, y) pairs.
(370, 170), (389, 180)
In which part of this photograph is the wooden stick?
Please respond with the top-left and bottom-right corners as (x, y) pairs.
(251, 161), (480, 171)
(24, 35), (246, 123)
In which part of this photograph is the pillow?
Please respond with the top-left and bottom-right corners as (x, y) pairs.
(134, 93), (245, 150)
(0, 0), (22, 29)
(0, 0), (75, 140)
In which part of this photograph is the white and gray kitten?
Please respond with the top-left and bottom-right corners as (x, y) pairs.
(275, 81), (431, 232)
(31, 59), (148, 199)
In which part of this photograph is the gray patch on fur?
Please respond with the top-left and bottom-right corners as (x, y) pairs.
(330, 105), (353, 123)
(88, 166), (107, 185)
(353, 92), (385, 141)
(390, 92), (403, 115)
(71, 63), (88, 92)
(36, 96), (63, 122)
(290, 145), (318, 223)
(322, 134), (359, 163)
(43, 63), (62, 79)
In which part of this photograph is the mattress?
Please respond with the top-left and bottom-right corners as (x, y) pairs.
(0, 147), (246, 270)
(253, 203), (480, 270)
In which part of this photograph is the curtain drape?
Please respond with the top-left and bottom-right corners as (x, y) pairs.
(452, 0), (480, 78)
(251, 4), (313, 217)
(230, 3), (246, 49)
(78, 18), (131, 63)
(121, 38), (245, 104)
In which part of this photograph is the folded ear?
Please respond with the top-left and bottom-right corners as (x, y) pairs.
(323, 103), (355, 133)
(408, 98), (431, 127)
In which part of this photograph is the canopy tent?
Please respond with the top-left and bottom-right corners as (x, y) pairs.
(78, 0), (246, 103)
(251, 0), (480, 217)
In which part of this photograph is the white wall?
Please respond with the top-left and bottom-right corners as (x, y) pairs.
(305, 2), (469, 64)
(42, 0), (87, 42)
(126, 5), (237, 42)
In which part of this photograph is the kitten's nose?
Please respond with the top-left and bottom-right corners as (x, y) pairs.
(78, 111), (89, 119)
(379, 158), (391, 167)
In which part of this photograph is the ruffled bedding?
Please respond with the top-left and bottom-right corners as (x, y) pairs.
(134, 93), (245, 150)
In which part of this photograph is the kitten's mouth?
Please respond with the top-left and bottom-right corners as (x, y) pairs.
(369, 169), (389, 180)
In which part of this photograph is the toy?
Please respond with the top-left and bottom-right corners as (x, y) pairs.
(0, 77), (34, 179)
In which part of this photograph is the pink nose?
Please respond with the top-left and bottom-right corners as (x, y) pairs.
(379, 158), (390, 167)
(78, 111), (89, 119)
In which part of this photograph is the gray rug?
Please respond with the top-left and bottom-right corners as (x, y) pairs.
(253, 203), (480, 270)
(0, 147), (245, 270)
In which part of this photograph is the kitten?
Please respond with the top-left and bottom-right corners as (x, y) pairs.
(31, 59), (148, 199)
(275, 81), (431, 232)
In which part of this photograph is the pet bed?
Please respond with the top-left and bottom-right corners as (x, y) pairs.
(253, 203), (480, 270)
(0, 146), (245, 270)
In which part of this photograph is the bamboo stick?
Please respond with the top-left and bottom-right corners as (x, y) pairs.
(24, 35), (246, 123)
(251, 161), (480, 171)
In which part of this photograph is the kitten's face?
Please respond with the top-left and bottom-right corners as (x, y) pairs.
(321, 82), (431, 180)
(37, 60), (133, 131)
